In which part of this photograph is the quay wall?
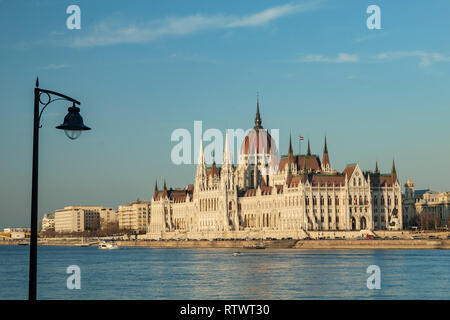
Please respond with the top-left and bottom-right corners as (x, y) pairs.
(2, 239), (449, 249)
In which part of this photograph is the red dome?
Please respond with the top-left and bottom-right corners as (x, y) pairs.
(240, 129), (275, 155)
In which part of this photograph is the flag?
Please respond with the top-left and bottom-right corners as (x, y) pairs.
(299, 136), (304, 140)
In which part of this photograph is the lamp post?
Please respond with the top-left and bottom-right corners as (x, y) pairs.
(29, 77), (91, 300)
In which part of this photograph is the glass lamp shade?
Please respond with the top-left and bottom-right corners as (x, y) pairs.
(56, 105), (91, 140)
(64, 130), (82, 140)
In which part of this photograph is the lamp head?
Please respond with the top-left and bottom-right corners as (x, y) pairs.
(56, 103), (91, 140)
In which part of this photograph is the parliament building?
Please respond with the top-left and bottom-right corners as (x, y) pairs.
(147, 101), (403, 239)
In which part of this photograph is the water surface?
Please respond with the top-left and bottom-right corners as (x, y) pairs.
(0, 245), (448, 299)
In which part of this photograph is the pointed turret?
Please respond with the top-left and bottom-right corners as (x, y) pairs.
(162, 178), (168, 198)
(254, 95), (263, 129)
(375, 161), (379, 174)
(391, 159), (397, 181)
(322, 136), (330, 172)
(153, 180), (158, 199)
(307, 138), (311, 156)
(221, 132), (234, 189)
(287, 134), (294, 164)
(195, 140), (207, 190)
(223, 133), (231, 165)
(302, 156), (307, 174)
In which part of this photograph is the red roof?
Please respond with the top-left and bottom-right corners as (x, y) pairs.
(279, 155), (321, 172)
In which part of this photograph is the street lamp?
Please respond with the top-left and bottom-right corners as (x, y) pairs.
(29, 77), (91, 300)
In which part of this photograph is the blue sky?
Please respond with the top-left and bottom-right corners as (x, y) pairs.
(1, 0), (450, 228)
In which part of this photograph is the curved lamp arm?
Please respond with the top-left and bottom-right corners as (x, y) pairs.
(35, 77), (81, 127)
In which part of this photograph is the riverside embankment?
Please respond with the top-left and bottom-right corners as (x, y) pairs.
(2, 238), (450, 249)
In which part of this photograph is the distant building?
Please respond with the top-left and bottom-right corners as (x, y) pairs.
(403, 180), (449, 228)
(54, 206), (107, 233)
(41, 213), (55, 232)
(117, 199), (151, 233)
(98, 208), (118, 229)
(3, 228), (30, 233)
(2, 228), (30, 239)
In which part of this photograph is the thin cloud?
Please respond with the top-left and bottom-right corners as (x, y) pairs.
(68, 2), (320, 48)
(375, 51), (450, 67)
(38, 64), (70, 70)
(296, 53), (360, 63)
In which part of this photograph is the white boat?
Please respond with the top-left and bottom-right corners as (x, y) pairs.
(232, 252), (242, 256)
(98, 241), (120, 250)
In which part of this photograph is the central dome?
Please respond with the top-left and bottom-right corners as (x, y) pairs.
(241, 129), (274, 155)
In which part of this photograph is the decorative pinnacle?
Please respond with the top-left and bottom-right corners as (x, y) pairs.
(392, 159), (396, 175)
(36, 77), (39, 88)
(254, 94), (262, 129)
(307, 138), (311, 156)
(288, 133), (293, 155)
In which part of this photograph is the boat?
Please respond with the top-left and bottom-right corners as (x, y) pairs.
(244, 244), (266, 249)
(98, 240), (120, 250)
(76, 237), (91, 247)
(232, 252), (242, 256)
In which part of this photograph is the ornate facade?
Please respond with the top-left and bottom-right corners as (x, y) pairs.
(147, 102), (403, 239)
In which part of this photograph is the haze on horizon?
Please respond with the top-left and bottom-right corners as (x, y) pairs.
(1, 0), (450, 229)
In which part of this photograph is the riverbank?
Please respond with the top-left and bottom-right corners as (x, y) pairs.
(2, 238), (450, 249)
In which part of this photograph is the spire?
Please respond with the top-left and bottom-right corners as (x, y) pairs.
(197, 140), (205, 165)
(195, 139), (207, 190)
(287, 133), (294, 164)
(153, 180), (158, 199)
(375, 161), (379, 173)
(223, 132), (231, 165)
(254, 94), (263, 129)
(302, 156), (307, 174)
(322, 136), (330, 170)
(391, 159), (397, 182)
(307, 138), (311, 156)
(162, 178), (168, 198)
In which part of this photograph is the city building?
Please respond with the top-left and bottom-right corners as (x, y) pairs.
(403, 180), (449, 228)
(117, 199), (151, 233)
(147, 102), (403, 240)
(54, 206), (106, 233)
(2, 228), (30, 239)
(41, 213), (55, 232)
(99, 207), (118, 229)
